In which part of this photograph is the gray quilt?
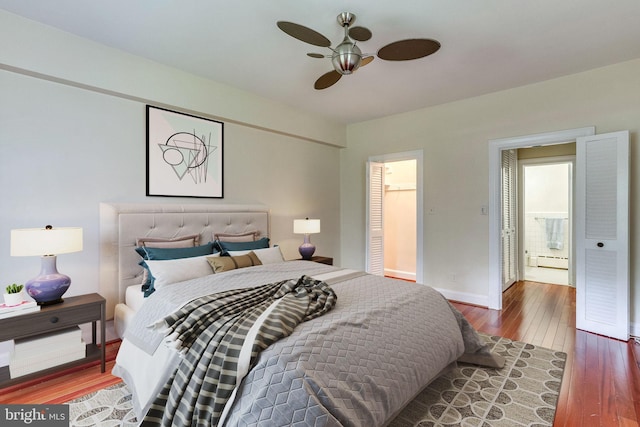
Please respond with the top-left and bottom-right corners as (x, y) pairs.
(143, 276), (337, 426)
(122, 261), (486, 426)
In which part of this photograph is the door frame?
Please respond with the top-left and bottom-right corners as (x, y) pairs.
(367, 150), (424, 284)
(518, 156), (576, 287)
(488, 127), (594, 309)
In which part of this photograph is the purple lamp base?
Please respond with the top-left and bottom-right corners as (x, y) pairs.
(26, 255), (71, 306)
(298, 235), (316, 260)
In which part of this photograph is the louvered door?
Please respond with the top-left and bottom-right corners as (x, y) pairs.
(367, 162), (385, 276)
(501, 149), (518, 291)
(576, 131), (629, 340)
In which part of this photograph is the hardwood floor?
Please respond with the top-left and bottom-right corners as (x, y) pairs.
(1, 280), (639, 426)
(451, 280), (640, 427)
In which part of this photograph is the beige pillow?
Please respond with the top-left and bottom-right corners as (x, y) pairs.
(213, 231), (258, 242)
(228, 246), (284, 264)
(136, 234), (200, 248)
(207, 252), (262, 273)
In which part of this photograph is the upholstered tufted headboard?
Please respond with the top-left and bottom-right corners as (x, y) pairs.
(99, 203), (270, 319)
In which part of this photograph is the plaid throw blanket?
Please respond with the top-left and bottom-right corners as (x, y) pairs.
(141, 275), (337, 427)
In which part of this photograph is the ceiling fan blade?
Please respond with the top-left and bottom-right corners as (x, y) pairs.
(349, 26), (372, 42)
(360, 56), (374, 67)
(314, 70), (342, 90)
(377, 39), (441, 61)
(307, 53), (326, 59)
(277, 21), (331, 47)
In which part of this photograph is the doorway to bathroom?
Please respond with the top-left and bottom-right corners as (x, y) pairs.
(489, 127), (629, 340)
(519, 156), (574, 287)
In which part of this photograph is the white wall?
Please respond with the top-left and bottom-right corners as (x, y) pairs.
(524, 164), (569, 213)
(342, 58), (640, 330)
(0, 11), (345, 148)
(0, 12), (343, 301)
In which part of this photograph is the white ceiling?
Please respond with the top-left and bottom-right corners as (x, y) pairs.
(3, 0), (640, 124)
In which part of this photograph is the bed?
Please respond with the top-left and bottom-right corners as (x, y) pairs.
(99, 203), (271, 336)
(101, 203), (500, 426)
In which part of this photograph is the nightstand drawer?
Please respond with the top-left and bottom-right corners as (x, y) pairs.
(6, 305), (100, 340)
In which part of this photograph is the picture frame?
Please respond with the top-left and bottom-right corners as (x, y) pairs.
(146, 105), (224, 198)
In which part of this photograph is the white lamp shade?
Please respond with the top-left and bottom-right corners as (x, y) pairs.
(11, 227), (83, 256)
(293, 219), (321, 234)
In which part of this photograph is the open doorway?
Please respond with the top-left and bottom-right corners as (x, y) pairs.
(490, 128), (630, 340)
(383, 159), (417, 281)
(488, 127), (593, 310)
(366, 150), (424, 284)
(520, 158), (574, 287)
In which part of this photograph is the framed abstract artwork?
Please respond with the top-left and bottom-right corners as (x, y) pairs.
(146, 105), (224, 198)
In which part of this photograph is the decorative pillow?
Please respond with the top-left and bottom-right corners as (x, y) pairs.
(136, 234), (200, 248)
(135, 241), (216, 260)
(213, 231), (259, 243)
(215, 237), (270, 255)
(145, 255), (215, 290)
(228, 246), (284, 264)
(135, 242), (216, 296)
(207, 252), (262, 273)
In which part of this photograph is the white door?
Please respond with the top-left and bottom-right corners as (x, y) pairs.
(502, 149), (518, 290)
(366, 161), (385, 276)
(575, 131), (629, 341)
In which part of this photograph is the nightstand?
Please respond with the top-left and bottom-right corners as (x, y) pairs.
(304, 256), (333, 265)
(0, 293), (106, 387)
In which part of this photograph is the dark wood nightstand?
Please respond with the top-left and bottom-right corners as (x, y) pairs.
(0, 293), (106, 387)
(303, 256), (333, 265)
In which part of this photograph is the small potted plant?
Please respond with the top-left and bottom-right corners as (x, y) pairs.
(4, 283), (24, 307)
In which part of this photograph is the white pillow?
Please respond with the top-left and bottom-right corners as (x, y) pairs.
(145, 254), (217, 289)
(228, 246), (284, 264)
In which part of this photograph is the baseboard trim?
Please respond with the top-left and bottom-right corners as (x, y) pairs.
(434, 287), (489, 308)
(630, 321), (640, 338)
(384, 268), (416, 282)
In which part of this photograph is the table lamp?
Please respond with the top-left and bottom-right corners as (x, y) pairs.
(10, 225), (83, 305)
(293, 218), (320, 260)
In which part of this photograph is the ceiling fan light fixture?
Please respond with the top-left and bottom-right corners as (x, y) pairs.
(331, 40), (362, 75)
(277, 11), (441, 90)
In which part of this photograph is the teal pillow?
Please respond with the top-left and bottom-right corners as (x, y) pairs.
(139, 260), (155, 297)
(215, 237), (270, 255)
(136, 242), (216, 296)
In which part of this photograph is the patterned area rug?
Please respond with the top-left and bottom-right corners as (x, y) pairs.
(67, 383), (136, 427)
(389, 334), (567, 427)
(66, 334), (566, 426)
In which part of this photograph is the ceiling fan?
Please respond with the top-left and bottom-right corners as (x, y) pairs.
(277, 12), (441, 90)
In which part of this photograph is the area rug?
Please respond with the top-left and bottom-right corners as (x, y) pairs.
(66, 334), (566, 426)
(388, 334), (567, 427)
